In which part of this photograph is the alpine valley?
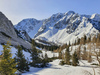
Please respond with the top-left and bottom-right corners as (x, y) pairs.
(0, 11), (100, 75)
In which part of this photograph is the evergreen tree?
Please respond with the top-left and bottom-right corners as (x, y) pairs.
(84, 35), (87, 44)
(45, 53), (48, 59)
(15, 45), (29, 72)
(65, 46), (70, 65)
(42, 53), (48, 67)
(72, 51), (79, 66)
(74, 40), (77, 45)
(0, 41), (17, 75)
(30, 40), (40, 67)
(68, 41), (71, 46)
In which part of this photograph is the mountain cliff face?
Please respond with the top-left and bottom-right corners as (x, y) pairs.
(0, 12), (17, 37)
(0, 12), (31, 49)
(15, 11), (100, 45)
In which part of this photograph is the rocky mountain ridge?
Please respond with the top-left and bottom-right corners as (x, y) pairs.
(15, 11), (100, 45)
(0, 12), (31, 49)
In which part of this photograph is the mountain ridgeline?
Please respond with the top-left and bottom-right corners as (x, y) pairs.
(15, 11), (100, 45)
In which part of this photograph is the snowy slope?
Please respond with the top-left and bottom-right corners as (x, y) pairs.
(0, 45), (58, 61)
(0, 45), (31, 61)
(0, 44), (99, 75)
(15, 11), (100, 45)
(22, 44), (100, 75)
(22, 59), (99, 75)
(15, 18), (43, 38)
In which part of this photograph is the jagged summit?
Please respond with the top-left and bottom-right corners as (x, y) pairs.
(15, 11), (100, 45)
(64, 11), (75, 15)
(91, 13), (100, 21)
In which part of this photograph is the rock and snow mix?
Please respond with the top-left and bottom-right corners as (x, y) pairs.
(15, 11), (100, 45)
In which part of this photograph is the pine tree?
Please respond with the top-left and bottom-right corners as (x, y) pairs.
(45, 53), (48, 59)
(0, 41), (17, 75)
(68, 41), (71, 46)
(65, 46), (70, 65)
(72, 51), (79, 66)
(30, 40), (40, 67)
(84, 35), (87, 44)
(43, 53), (49, 66)
(15, 45), (29, 72)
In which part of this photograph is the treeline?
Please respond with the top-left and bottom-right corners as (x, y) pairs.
(59, 46), (79, 66)
(32, 39), (59, 51)
(58, 33), (100, 66)
(73, 33), (100, 45)
(56, 33), (100, 53)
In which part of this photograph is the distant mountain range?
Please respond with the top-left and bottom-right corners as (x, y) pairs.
(15, 11), (100, 45)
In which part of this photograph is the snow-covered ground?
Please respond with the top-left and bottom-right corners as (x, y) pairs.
(22, 59), (99, 75)
(0, 45), (31, 60)
(41, 50), (58, 58)
(0, 44), (100, 75)
(0, 45), (58, 60)
(22, 46), (100, 75)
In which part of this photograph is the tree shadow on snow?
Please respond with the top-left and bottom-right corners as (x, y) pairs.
(22, 63), (54, 75)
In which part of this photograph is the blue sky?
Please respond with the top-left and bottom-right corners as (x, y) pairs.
(0, 0), (100, 24)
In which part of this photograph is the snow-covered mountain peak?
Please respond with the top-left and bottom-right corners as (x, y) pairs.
(15, 18), (43, 38)
(64, 11), (75, 15)
(15, 18), (40, 31)
(15, 11), (100, 45)
(91, 13), (100, 21)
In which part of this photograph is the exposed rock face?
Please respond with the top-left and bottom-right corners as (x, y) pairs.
(15, 11), (100, 45)
(17, 30), (32, 42)
(0, 12), (31, 49)
(0, 12), (17, 37)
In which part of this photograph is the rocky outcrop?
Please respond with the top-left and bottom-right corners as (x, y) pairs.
(0, 12), (31, 49)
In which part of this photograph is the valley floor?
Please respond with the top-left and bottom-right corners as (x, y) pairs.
(22, 59), (99, 75)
